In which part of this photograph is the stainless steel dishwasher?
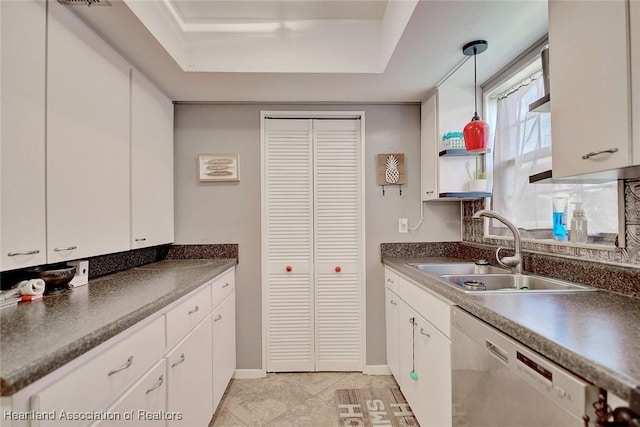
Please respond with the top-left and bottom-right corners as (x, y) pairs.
(451, 307), (599, 426)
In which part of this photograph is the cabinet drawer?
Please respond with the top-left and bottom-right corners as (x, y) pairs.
(399, 276), (452, 338)
(31, 316), (165, 426)
(384, 267), (399, 294)
(212, 267), (235, 309)
(96, 360), (167, 426)
(166, 284), (212, 347)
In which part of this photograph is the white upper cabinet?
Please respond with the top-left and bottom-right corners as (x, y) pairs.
(46, 0), (131, 262)
(549, 0), (634, 177)
(0, 0), (47, 271)
(131, 70), (175, 249)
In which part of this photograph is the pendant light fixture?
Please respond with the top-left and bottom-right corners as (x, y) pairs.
(462, 40), (489, 153)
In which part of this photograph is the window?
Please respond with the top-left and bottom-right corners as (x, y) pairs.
(485, 63), (618, 245)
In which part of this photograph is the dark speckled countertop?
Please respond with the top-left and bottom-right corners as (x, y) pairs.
(384, 257), (640, 403)
(0, 259), (236, 396)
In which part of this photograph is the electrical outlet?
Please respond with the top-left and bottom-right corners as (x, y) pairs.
(398, 218), (408, 233)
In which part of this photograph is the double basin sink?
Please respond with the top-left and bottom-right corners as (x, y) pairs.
(408, 262), (596, 294)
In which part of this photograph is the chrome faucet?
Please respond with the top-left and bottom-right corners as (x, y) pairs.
(472, 209), (523, 274)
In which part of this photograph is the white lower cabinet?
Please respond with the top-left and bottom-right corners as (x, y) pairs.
(8, 267), (236, 427)
(385, 267), (453, 427)
(166, 316), (214, 427)
(213, 292), (236, 409)
(97, 360), (167, 427)
(399, 301), (452, 427)
(384, 286), (400, 381)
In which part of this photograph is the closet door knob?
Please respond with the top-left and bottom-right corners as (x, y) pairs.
(285, 265), (292, 272)
(335, 266), (342, 273)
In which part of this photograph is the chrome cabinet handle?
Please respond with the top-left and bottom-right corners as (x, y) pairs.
(214, 314), (223, 322)
(171, 354), (185, 368)
(222, 283), (230, 288)
(135, 238), (147, 242)
(188, 306), (199, 315)
(8, 250), (40, 256)
(581, 148), (618, 159)
(108, 356), (133, 376)
(419, 328), (430, 338)
(54, 246), (77, 252)
(145, 375), (164, 394)
(390, 300), (397, 306)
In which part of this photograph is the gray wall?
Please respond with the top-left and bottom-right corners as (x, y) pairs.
(174, 103), (461, 369)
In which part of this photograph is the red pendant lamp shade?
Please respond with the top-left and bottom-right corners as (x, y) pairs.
(462, 40), (489, 153)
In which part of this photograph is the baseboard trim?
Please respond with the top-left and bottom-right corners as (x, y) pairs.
(233, 369), (267, 379)
(365, 365), (391, 375)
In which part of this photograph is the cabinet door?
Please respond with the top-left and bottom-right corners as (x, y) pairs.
(212, 291), (236, 410)
(631, 0), (640, 166)
(97, 360), (167, 427)
(421, 94), (438, 200)
(166, 316), (213, 427)
(131, 70), (174, 249)
(384, 288), (400, 381)
(399, 302), (452, 427)
(549, 0), (631, 177)
(46, 0), (130, 262)
(0, 0), (47, 271)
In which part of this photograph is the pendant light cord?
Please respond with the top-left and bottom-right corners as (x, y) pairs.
(473, 47), (479, 119)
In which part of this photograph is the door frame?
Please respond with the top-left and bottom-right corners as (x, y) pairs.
(260, 110), (366, 373)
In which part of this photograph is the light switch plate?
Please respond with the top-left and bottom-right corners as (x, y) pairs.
(398, 218), (408, 233)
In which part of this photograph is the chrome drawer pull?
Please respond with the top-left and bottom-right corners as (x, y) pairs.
(171, 354), (185, 368)
(188, 306), (199, 315)
(390, 300), (397, 306)
(135, 238), (147, 242)
(222, 283), (230, 288)
(145, 375), (164, 394)
(8, 250), (40, 256)
(108, 356), (133, 376)
(419, 328), (430, 338)
(581, 148), (618, 159)
(214, 314), (223, 322)
(54, 246), (77, 252)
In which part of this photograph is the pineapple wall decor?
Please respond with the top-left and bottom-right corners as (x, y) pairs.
(377, 153), (405, 195)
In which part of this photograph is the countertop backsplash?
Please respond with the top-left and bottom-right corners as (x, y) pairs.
(0, 244), (239, 291)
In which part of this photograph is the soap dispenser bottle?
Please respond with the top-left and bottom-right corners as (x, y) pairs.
(570, 202), (588, 243)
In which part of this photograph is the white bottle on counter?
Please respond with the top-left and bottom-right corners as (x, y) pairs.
(570, 202), (588, 243)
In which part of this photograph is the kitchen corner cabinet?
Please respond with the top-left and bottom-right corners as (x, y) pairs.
(421, 65), (490, 201)
(46, 0), (131, 262)
(549, 0), (639, 177)
(213, 291), (236, 409)
(0, 0), (47, 271)
(385, 267), (453, 427)
(131, 70), (175, 249)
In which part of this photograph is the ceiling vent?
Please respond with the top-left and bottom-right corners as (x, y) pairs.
(57, 0), (111, 6)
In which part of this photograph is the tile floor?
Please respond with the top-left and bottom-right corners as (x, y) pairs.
(209, 372), (399, 427)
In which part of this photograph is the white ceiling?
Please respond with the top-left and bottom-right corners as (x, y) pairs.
(68, 0), (548, 103)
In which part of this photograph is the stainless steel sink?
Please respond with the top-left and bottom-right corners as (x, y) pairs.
(439, 273), (597, 293)
(408, 263), (510, 276)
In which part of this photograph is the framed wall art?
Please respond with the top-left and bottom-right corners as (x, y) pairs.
(198, 153), (240, 182)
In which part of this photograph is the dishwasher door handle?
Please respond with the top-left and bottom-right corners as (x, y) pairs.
(485, 340), (509, 364)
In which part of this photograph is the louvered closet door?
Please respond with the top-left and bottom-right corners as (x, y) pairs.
(265, 119), (315, 372)
(314, 119), (362, 371)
